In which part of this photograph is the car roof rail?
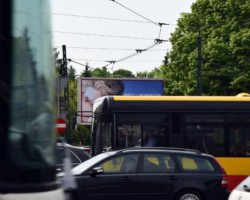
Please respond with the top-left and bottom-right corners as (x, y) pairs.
(119, 146), (202, 154)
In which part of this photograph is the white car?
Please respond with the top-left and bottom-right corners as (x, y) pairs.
(228, 176), (250, 200)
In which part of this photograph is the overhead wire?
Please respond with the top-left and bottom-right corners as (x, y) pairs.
(110, 0), (159, 27)
(109, 0), (170, 41)
(54, 0), (172, 71)
(103, 39), (168, 68)
(52, 12), (177, 26)
(55, 46), (168, 51)
(53, 31), (157, 40)
(53, 12), (153, 24)
(70, 58), (162, 62)
(101, 0), (170, 70)
(53, 4), (250, 71)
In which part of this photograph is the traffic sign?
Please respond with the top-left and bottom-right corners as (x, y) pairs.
(56, 118), (66, 134)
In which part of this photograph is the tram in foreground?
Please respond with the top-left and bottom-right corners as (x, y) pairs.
(0, 0), (65, 199)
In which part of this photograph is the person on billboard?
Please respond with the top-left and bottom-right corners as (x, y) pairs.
(81, 80), (124, 123)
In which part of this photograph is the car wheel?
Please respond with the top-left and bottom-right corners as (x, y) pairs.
(175, 190), (204, 200)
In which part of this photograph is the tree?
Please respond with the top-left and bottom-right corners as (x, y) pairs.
(70, 120), (91, 146)
(136, 68), (161, 78)
(68, 65), (77, 80)
(113, 69), (135, 78)
(91, 67), (112, 77)
(53, 48), (61, 77)
(160, 0), (250, 95)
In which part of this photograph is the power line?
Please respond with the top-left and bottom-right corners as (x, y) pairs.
(53, 12), (160, 25)
(52, 31), (159, 40)
(109, 0), (170, 41)
(110, 0), (159, 26)
(71, 58), (164, 62)
(52, 12), (177, 28)
(103, 39), (167, 68)
(55, 46), (168, 51)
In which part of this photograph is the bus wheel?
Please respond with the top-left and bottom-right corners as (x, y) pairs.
(175, 190), (204, 200)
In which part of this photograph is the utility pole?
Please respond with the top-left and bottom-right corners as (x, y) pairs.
(61, 45), (68, 77)
(197, 28), (202, 95)
(84, 63), (91, 77)
(57, 45), (69, 140)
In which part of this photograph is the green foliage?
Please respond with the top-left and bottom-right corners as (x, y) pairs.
(70, 125), (91, 146)
(53, 48), (61, 77)
(68, 66), (76, 80)
(113, 69), (135, 78)
(136, 68), (161, 78)
(91, 67), (112, 77)
(160, 0), (250, 95)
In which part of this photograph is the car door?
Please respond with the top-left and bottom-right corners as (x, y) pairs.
(136, 153), (179, 200)
(76, 153), (140, 200)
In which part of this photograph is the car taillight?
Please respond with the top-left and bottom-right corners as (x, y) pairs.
(221, 175), (228, 188)
(212, 157), (228, 189)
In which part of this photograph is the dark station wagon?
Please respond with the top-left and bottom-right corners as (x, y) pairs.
(60, 147), (230, 200)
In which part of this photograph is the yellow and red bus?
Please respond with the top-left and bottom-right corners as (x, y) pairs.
(91, 95), (250, 191)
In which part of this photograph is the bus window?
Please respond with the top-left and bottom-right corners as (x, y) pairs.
(184, 124), (224, 156)
(229, 127), (250, 156)
(185, 114), (224, 123)
(144, 124), (169, 147)
(117, 124), (169, 148)
(118, 124), (141, 148)
(117, 113), (169, 124)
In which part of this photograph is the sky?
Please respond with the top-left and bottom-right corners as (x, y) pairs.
(51, 0), (196, 75)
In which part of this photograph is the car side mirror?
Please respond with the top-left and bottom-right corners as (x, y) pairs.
(89, 167), (104, 176)
(56, 168), (62, 173)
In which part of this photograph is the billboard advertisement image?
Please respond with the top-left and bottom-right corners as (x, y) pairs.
(77, 78), (164, 125)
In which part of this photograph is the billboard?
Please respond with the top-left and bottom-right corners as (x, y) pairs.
(77, 78), (164, 125)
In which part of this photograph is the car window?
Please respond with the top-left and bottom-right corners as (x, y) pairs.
(56, 148), (64, 164)
(68, 150), (82, 163)
(143, 153), (175, 173)
(98, 154), (139, 173)
(176, 155), (215, 172)
(56, 148), (81, 164)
